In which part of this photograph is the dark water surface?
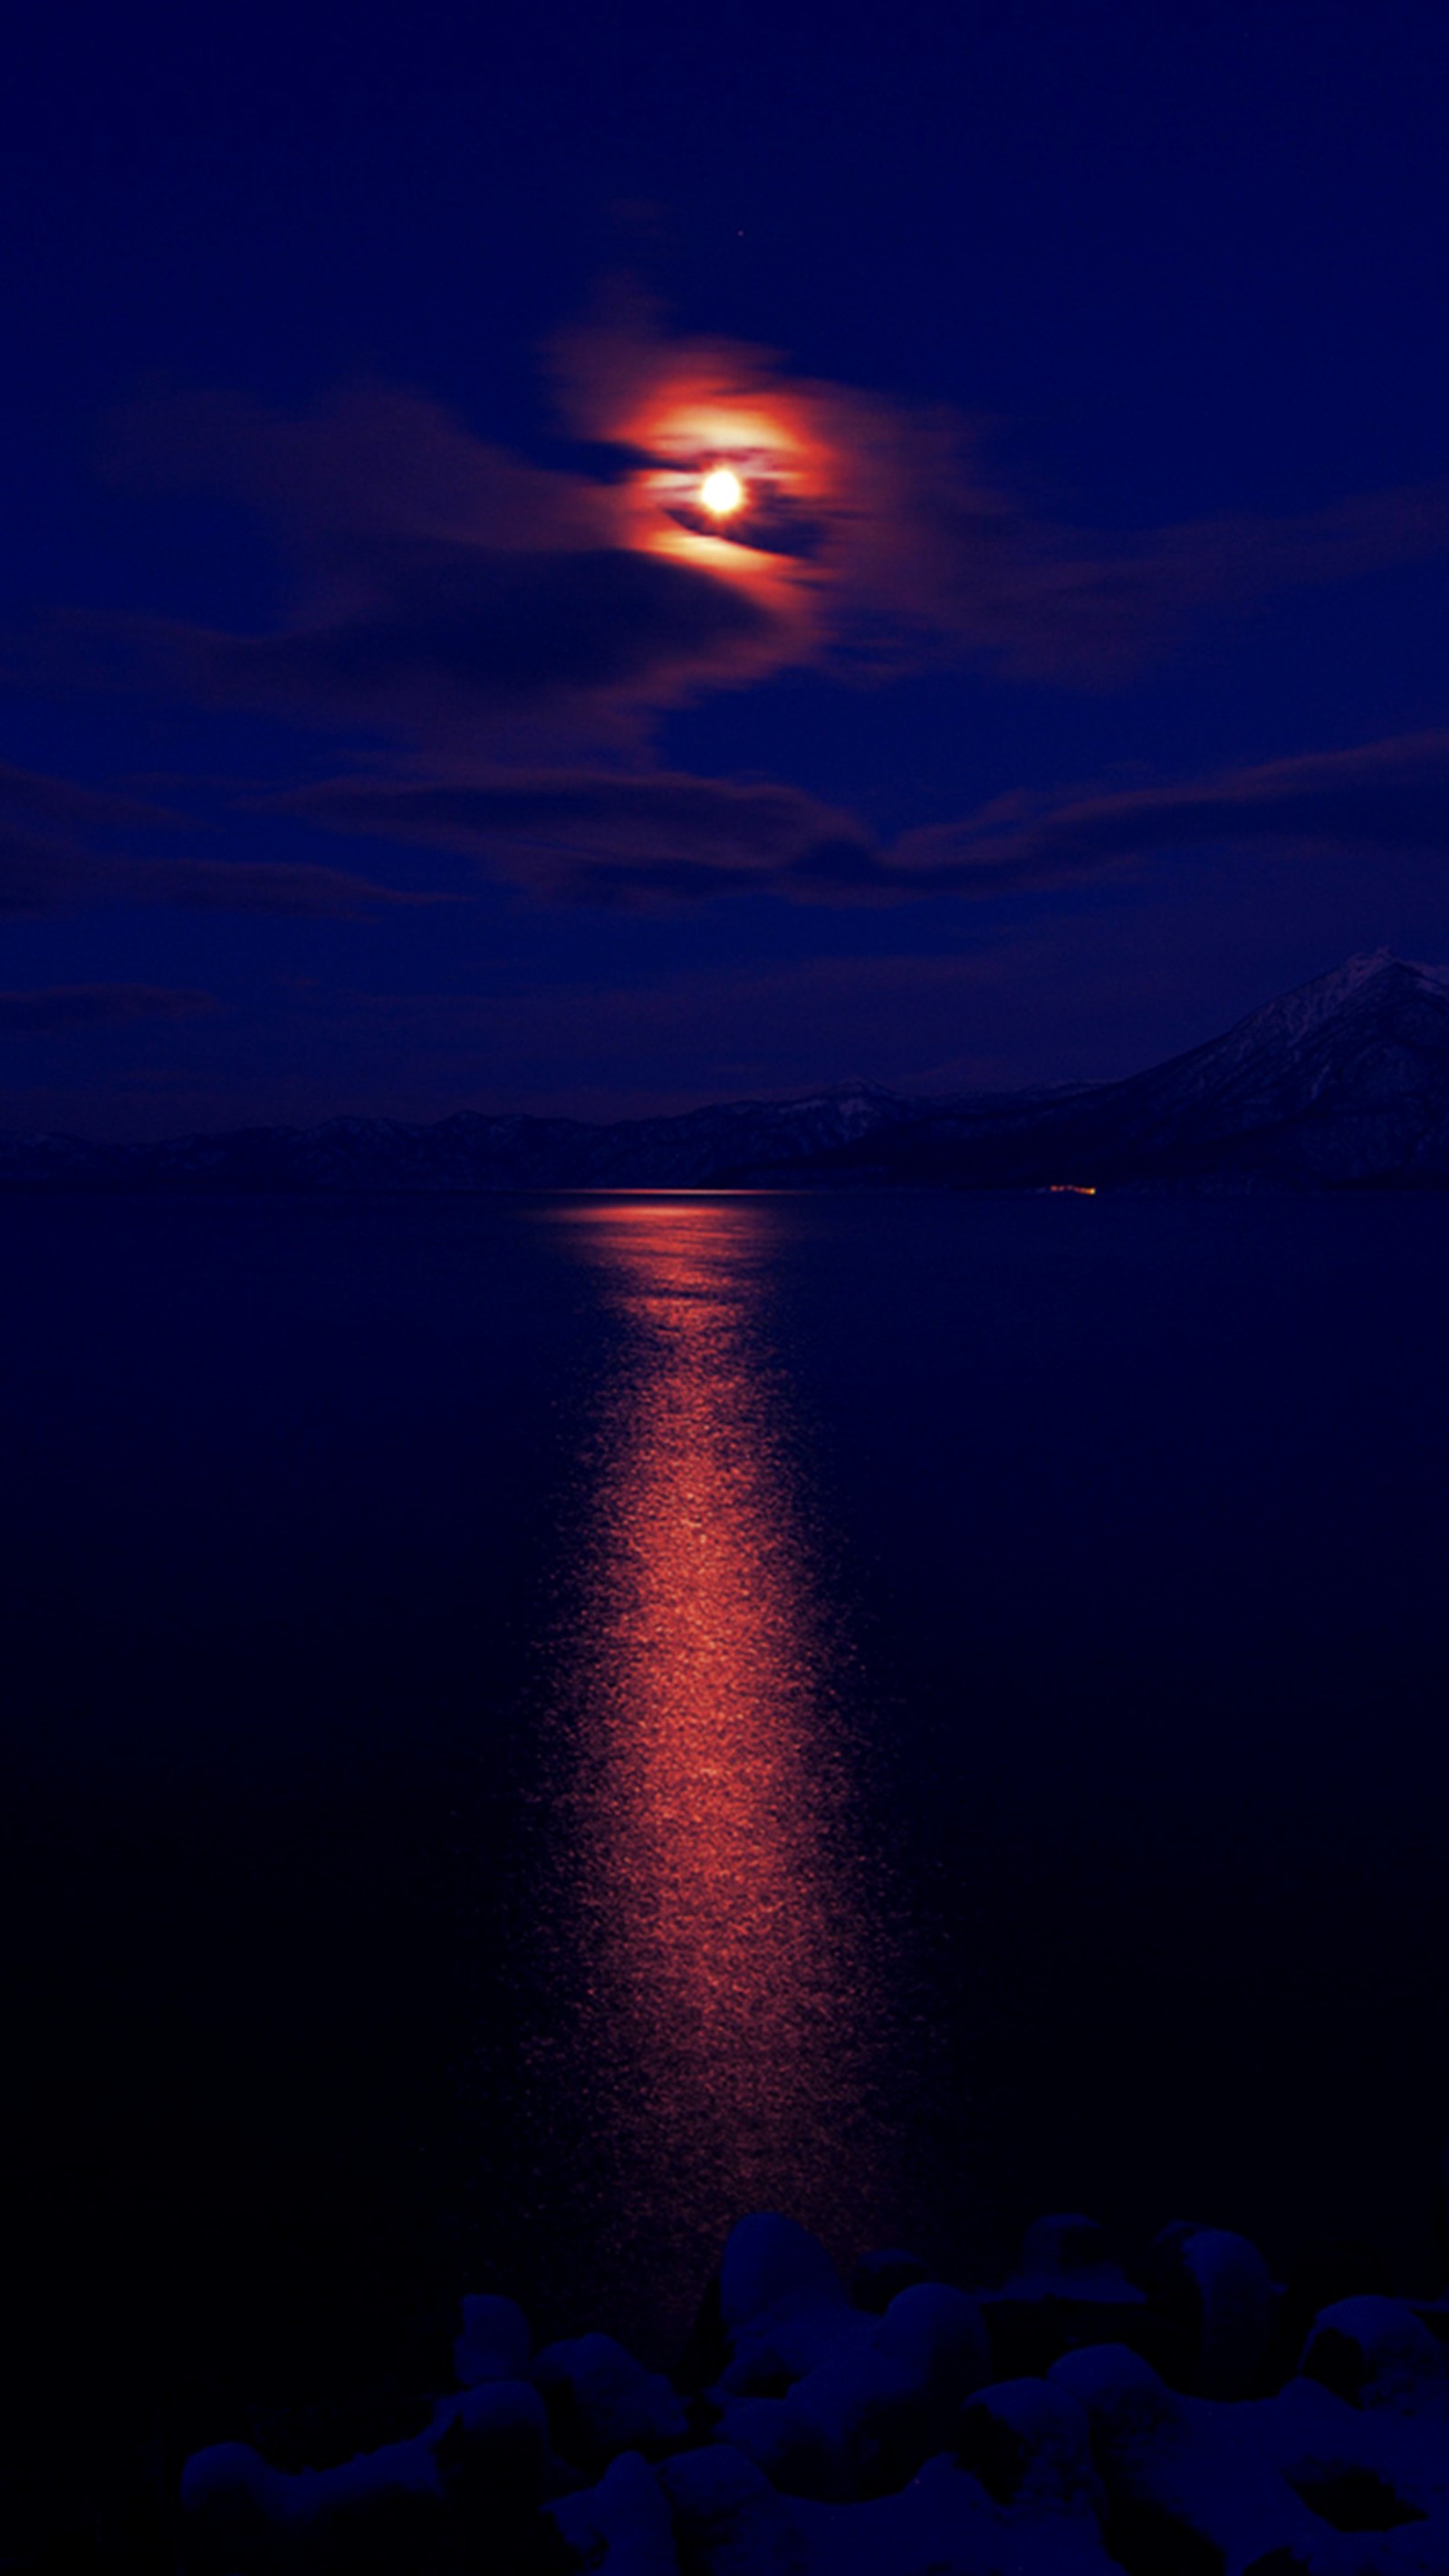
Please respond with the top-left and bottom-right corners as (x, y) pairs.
(4, 1190), (1449, 2542)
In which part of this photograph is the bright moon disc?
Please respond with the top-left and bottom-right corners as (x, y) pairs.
(700, 467), (745, 516)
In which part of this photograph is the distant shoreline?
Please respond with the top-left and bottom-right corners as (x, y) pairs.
(6, 950), (1449, 1197)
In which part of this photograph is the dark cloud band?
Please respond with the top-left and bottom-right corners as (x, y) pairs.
(897, 730), (1449, 890)
(0, 985), (218, 1033)
(286, 729), (1449, 910)
(199, 541), (772, 722)
(0, 784), (442, 918)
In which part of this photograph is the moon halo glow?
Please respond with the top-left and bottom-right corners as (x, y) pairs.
(699, 467), (745, 517)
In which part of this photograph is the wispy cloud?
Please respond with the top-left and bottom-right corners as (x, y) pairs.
(93, 322), (1449, 765)
(0, 984), (219, 1033)
(174, 540), (773, 737)
(552, 299), (1449, 685)
(284, 729), (1449, 910)
(0, 760), (176, 833)
(280, 769), (876, 904)
(35, 325), (1449, 940)
(892, 728), (1449, 891)
(114, 855), (444, 917)
(0, 764), (444, 918)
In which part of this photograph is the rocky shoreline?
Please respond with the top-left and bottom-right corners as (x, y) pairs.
(179, 2196), (1449, 2572)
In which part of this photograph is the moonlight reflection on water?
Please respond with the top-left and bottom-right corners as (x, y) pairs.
(538, 1196), (896, 2339)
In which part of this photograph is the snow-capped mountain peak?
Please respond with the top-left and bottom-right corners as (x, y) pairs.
(6, 956), (1449, 1194)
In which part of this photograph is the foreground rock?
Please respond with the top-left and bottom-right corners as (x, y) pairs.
(178, 2206), (1449, 2573)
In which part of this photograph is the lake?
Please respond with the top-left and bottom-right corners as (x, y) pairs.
(3, 1189), (1448, 2547)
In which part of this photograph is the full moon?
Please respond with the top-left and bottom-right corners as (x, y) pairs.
(700, 466), (745, 517)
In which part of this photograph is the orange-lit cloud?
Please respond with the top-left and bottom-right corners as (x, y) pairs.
(98, 324), (1449, 761)
(49, 317), (1449, 940)
(105, 375), (811, 749)
(552, 297), (1449, 687)
(552, 299), (901, 676)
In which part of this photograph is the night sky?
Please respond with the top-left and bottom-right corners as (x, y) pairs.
(5, 0), (1449, 1136)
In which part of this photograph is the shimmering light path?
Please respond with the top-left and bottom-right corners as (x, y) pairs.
(542, 1197), (893, 2328)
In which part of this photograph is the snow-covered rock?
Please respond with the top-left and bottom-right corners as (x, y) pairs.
(549, 2449), (681, 2573)
(1144, 2221), (1276, 2397)
(1053, 2314), (1449, 2574)
(849, 2246), (933, 2312)
(175, 2201), (1449, 2573)
(715, 2280), (991, 2499)
(658, 2438), (1119, 2574)
(983, 2215), (1148, 2380)
(179, 2377), (547, 2571)
(534, 2331), (690, 2472)
(706, 2214), (866, 2397)
(454, 2290), (531, 2389)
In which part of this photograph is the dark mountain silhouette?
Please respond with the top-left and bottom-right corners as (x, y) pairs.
(826, 948), (1449, 1192)
(4, 951), (1449, 1193)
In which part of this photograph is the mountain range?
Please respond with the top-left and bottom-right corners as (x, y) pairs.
(5, 950), (1449, 1194)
